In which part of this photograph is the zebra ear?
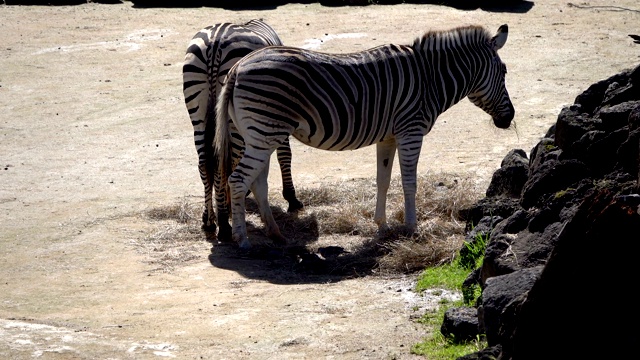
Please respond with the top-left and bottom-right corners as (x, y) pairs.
(491, 24), (509, 51)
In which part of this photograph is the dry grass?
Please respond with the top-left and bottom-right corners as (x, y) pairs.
(133, 198), (211, 272)
(136, 172), (481, 275)
(293, 173), (480, 273)
(144, 200), (199, 224)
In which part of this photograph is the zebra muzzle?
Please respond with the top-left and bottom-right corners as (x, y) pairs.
(493, 105), (515, 129)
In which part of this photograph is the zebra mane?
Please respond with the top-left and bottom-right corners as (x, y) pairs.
(413, 25), (492, 51)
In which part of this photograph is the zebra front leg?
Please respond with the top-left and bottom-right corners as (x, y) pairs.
(374, 138), (397, 230)
(397, 136), (424, 232)
(276, 138), (304, 212)
(250, 162), (285, 244)
(228, 146), (275, 249)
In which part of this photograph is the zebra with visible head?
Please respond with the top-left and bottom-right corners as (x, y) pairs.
(215, 24), (515, 249)
(182, 19), (303, 239)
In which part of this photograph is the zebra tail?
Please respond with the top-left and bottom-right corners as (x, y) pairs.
(206, 41), (221, 167)
(214, 68), (235, 191)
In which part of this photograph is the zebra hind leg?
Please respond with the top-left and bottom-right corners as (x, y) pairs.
(216, 206), (233, 242)
(199, 161), (217, 232)
(251, 164), (285, 244)
(213, 163), (233, 242)
(276, 140), (304, 212)
(228, 147), (279, 249)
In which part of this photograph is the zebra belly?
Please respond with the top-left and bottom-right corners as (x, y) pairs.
(291, 115), (393, 151)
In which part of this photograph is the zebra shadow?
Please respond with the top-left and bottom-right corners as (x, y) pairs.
(209, 197), (420, 285)
(208, 196), (389, 284)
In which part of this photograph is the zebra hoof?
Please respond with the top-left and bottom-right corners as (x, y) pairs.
(217, 225), (233, 243)
(237, 237), (252, 250)
(286, 199), (304, 213)
(268, 232), (287, 246)
(231, 228), (251, 249)
(401, 223), (417, 237)
(201, 210), (217, 232)
(201, 221), (217, 233)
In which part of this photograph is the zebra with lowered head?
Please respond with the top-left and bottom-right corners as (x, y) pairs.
(182, 19), (303, 239)
(215, 24), (515, 249)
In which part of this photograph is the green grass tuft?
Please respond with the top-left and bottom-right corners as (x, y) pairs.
(411, 229), (490, 358)
(415, 263), (469, 292)
(412, 332), (487, 359)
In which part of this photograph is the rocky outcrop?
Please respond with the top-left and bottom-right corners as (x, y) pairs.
(503, 186), (640, 360)
(448, 63), (640, 359)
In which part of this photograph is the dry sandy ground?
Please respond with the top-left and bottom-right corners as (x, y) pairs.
(1, 1), (639, 359)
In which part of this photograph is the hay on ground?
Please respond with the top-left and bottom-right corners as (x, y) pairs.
(136, 173), (481, 274)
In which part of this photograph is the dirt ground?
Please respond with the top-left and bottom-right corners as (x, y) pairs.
(1, 1), (639, 359)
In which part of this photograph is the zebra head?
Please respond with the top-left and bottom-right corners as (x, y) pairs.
(467, 24), (515, 129)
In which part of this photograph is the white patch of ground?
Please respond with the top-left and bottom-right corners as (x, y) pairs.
(302, 33), (368, 50)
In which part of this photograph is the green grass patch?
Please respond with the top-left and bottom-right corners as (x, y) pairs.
(415, 263), (470, 293)
(411, 231), (489, 358)
(411, 297), (487, 359)
(415, 231), (487, 302)
(458, 232), (488, 271)
(412, 333), (487, 359)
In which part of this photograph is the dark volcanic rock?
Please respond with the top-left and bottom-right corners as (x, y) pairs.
(503, 186), (640, 360)
(520, 159), (591, 209)
(441, 306), (479, 342)
(478, 266), (542, 346)
(485, 149), (529, 198)
(448, 64), (640, 359)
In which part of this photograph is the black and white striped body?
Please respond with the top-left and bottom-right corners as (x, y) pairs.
(237, 45), (428, 150)
(216, 25), (515, 248)
(182, 19), (302, 238)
